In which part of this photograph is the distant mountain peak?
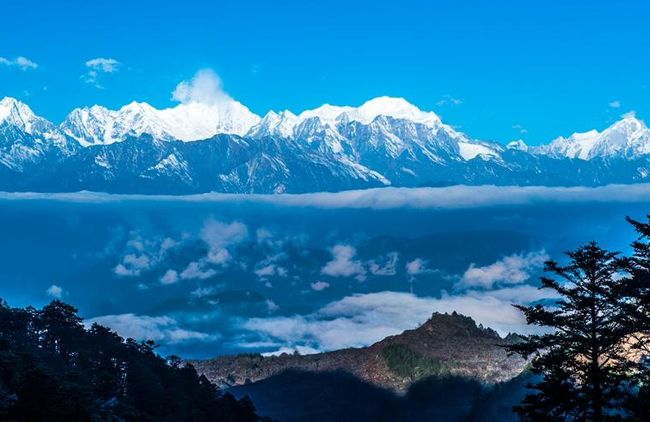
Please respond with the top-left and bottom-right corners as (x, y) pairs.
(297, 103), (354, 127)
(3, 96), (650, 193)
(415, 311), (501, 339)
(348, 96), (441, 126)
(607, 113), (646, 134)
(0, 97), (36, 126)
(61, 98), (261, 146)
(248, 109), (299, 138)
(507, 139), (528, 151)
(119, 100), (157, 113)
(0, 96), (52, 136)
(538, 114), (650, 160)
(191, 310), (526, 392)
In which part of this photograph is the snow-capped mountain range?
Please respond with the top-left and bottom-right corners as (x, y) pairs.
(1, 95), (650, 194)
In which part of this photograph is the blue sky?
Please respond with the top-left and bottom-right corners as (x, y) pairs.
(1, 0), (649, 144)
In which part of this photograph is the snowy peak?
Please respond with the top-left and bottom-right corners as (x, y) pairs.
(61, 99), (262, 146)
(506, 140), (529, 152)
(591, 115), (650, 159)
(247, 96), (443, 141)
(541, 115), (650, 160)
(247, 110), (299, 138)
(541, 129), (600, 159)
(62, 105), (118, 146)
(0, 97), (51, 135)
(296, 96), (441, 127)
(298, 104), (354, 127)
(6, 95), (650, 165)
(346, 96), (441, 126)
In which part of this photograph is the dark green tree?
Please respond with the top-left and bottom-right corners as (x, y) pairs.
(508, 242), (638, 421)
(622, 216), (650, 420)
(0, 299), (271, 421)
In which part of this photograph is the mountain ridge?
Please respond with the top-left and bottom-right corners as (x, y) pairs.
(2, 96), (650, 194)
(191, 312), (527, 393)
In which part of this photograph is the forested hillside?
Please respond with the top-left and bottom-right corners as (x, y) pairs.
(0, 299), (270, 421)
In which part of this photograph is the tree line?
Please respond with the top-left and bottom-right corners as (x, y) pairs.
(0, 299), (272, 421)
(508, 215), (650, 421)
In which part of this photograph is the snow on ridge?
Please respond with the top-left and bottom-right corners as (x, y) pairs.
(4, 95), (650, 162)
(61, 99), (261, 145)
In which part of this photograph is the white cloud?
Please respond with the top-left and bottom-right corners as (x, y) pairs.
(262, 345), (321, 356)
(622, 110), (637, 119)
(254, 261), (289, 280)
(459, 250), (548, 289)
(206, 248), (231, 265)
(200, 219), (248, 265)
(113, 232), (178, 277)
(180, 261), (217, 280)
(256, 228), (274, 243)
(609, 100), (621, 109)
(368, 252), (399, 276)
(111, 220), (244, 283)
(85, 58), (120, 73)
(310, 281), (330, 291)
(190, 285), (222, 298)
(255, 264), (276, 278)
(172, 69), (231, 105)
(321, 244), (366, 281)
(160, 269), (179, 285)
(435, 94), (463, 106)
(405, 258), (428, 276)
(266, 299), (279, 313)
(0, 56), (38, 70)
(243, 287), (558, 352)
(82, 58), (120, 88)
(46, 284), (63, 298)
(512, 124), (528, 134)
(87, 313), (218, 344)
(123, 253), (150, 270)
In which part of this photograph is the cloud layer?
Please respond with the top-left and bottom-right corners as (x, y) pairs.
(243, 286), (557, 353)
(7, 184), (650, 210)
(87, 313), (218, 344)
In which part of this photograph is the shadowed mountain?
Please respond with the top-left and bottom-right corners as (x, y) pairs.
(226, 369), (537, 422)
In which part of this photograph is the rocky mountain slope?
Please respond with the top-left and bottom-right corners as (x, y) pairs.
(2, 95), (650, 193)
(191, 312), (527, 393)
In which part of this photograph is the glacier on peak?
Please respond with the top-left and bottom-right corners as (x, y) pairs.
(247, 96), (444, 143)
(3, 95), (650, 165)
(4, 93), (650, 193)
(540, 115), (649, 160)
(61, 98), (261, 145)
(346, 96), (441, 126)
(0, 97), (52, 135)
(506, 140), (529, 151)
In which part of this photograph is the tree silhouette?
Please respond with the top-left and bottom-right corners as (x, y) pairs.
(507, 242), (638, 421)
(622, 216), (650, 420)
(0, 299), (271, 421)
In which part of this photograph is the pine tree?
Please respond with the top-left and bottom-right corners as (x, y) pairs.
(507, 242), (637, 421)
(0, 299), (270, 421)
(622, 216), (650, 420)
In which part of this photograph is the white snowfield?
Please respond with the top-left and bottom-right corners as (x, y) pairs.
(1, 95), (649, 162)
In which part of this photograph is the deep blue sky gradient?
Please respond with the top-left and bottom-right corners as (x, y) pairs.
(1, 0), (649, 144)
